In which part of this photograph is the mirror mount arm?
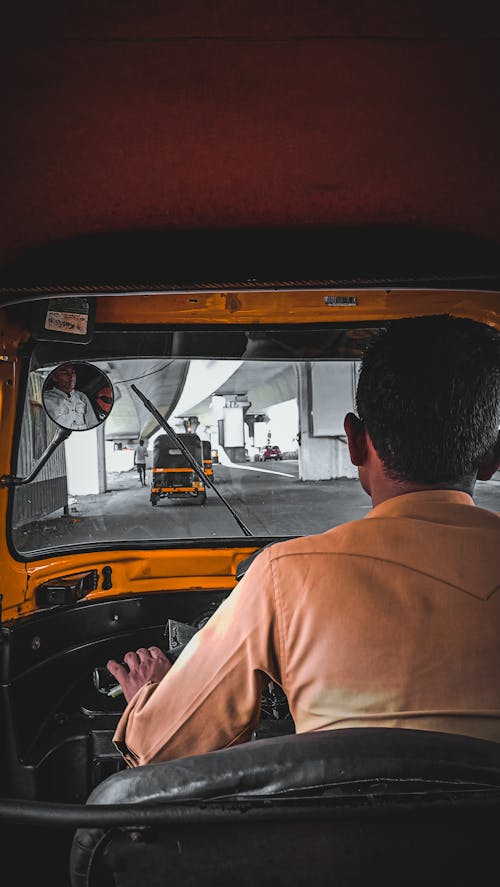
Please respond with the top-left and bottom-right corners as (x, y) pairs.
(0, 427), (72, 489)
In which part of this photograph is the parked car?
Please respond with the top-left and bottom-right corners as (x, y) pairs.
(262, 445), (283, 461)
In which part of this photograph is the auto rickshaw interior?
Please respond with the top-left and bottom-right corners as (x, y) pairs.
(0, 288), (499, 887)
(2, 4), (500, 884)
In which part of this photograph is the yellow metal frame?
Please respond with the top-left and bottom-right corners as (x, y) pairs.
(13, 548), (259, 619)
(94, 289), (500, 329)
(1, 289), (499, 618)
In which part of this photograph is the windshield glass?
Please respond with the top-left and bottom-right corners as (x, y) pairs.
(11, 326), (500, 556)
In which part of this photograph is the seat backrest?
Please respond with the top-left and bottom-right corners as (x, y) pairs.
(70, 727), (500, 887)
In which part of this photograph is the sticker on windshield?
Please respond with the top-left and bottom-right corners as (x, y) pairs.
(44, 298), (90, 335)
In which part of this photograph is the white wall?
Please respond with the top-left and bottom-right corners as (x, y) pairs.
(105, 441), (135, 473)
(64, 429), (100, 494)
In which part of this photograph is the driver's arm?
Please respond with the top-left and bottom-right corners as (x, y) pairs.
(112, 547), (283, 766)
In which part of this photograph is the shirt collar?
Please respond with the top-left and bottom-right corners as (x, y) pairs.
(366, 489), (475, 519)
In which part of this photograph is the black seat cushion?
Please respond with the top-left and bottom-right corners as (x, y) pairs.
(70, 728), (500, 887)
(85, 726), (500, 805)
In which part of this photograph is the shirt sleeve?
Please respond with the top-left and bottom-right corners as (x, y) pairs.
(113, 547), (282, 766)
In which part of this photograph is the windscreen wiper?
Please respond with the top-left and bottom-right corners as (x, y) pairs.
(131, 383), (253, 537)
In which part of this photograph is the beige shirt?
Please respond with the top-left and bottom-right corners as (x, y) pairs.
(114, 490), (500, 766)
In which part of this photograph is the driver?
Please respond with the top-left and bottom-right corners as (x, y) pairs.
(108, 315), (500, 767)
(43, 363), (97, 430)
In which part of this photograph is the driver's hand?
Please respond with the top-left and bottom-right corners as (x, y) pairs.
(107, 646), (172, 703)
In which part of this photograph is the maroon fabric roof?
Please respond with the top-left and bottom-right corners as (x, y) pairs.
(2, 2), (500, 277)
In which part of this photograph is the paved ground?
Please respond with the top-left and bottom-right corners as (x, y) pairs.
(14, 461), (500, 554)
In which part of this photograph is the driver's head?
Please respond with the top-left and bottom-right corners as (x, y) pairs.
(52, 363), (76, 394)
(355, 315), (500, 486)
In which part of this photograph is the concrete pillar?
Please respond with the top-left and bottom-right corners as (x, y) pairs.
(96, 421), (107, 493)
(297, 362), (358, 481)
(220, 396), (251, 462)
(65, 424), (107, 495)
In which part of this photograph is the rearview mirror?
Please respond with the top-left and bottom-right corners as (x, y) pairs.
(42, 361), (114, 431)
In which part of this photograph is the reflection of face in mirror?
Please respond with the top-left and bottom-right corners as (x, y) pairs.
(42, 362), (114, 431)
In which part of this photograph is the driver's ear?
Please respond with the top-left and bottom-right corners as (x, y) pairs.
(344, 412), (368, 467)
(476, 432), (500, 481)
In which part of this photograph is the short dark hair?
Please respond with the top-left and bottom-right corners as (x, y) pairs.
(356, 315), (500, 484)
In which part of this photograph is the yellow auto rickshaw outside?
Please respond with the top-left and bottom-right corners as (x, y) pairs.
(202, 439), (213, 478)
(150, 432), (207, 506)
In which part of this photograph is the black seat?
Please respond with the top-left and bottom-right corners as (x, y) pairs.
(70, 727), (500, 887)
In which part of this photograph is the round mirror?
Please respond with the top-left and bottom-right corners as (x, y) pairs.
(42, 361), (114, 431)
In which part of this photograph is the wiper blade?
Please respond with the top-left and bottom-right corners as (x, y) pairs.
(131, 384), (254, 537)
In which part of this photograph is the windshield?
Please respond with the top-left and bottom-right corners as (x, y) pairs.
(10, 326), (500, 556)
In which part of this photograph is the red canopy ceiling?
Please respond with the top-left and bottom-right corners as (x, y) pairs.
(1, 2), (500, 280)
